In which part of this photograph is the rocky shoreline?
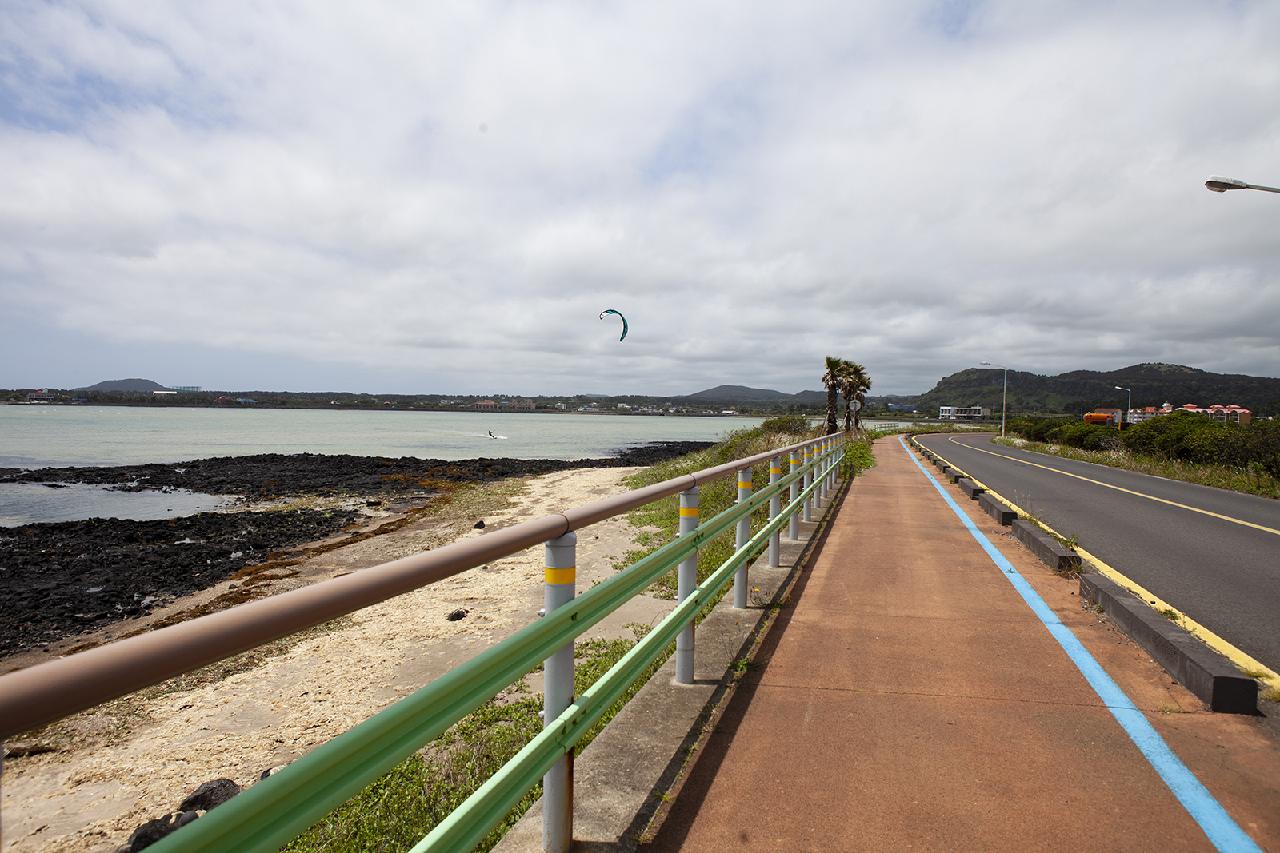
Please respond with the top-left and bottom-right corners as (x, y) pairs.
(0, 441), (710, 659)
(0, 440), (712, 498)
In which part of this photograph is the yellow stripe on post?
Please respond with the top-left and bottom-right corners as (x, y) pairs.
(678, 507), (700, 517)
(737, 480), (752, 489)
(544, 567), (576, 585)
(770, 467), (782, 474)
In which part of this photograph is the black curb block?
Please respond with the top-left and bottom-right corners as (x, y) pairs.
(978, 492), (1017, 525)
(945, 468), (964, 483)
(1080, 573), (1258, 714)
(957, 478), (985, 500)
(1011, 519), (1081, 573)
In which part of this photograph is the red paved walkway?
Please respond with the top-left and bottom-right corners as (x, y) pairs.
(642, 438), (1250, 851)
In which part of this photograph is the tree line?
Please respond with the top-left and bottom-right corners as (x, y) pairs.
(1008, 412), (1280, 482)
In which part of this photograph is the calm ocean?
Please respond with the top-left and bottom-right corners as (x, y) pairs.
(0, 407), (911, 525)
(0, 406), (767, 469)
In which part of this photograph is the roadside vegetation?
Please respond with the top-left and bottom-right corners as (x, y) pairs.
(622, 415), (875, 599)
(286, 629), (657, 852)
(1000, 412), (1280, 499)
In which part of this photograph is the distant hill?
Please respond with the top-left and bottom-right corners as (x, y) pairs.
(680, 385), (827, 404)
(77, 378), (171, 392)
(912, 363), (1280, 417)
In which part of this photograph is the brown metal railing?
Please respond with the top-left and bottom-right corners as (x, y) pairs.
(0, 433), (834, 738)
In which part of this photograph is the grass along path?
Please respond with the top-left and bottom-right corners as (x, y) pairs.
(284, 629), (660, 852)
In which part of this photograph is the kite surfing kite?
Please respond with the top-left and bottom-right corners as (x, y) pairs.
(599, 308), (628, 341)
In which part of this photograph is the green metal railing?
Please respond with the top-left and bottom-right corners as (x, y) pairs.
(144, 439), (845, 852)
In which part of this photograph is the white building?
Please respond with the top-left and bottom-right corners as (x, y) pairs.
(939, 405), (989, 421)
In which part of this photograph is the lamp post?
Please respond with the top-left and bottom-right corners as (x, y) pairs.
(1114, 385), (1131, 430)
(1205, 176), (1280, 194)
(980, 361), (1008, 437)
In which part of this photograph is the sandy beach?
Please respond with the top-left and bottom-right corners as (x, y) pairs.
(2, 463), (676, 852)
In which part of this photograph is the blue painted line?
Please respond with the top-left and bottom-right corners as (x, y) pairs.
(898, 436), (1260, 852)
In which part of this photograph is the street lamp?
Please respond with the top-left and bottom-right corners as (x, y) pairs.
(1114, 385), (1131, 430)
(1205, 175), (1280, 194)
(980, 361), (1008, 437)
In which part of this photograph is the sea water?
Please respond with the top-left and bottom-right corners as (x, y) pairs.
(0, 406), (766, 468)
(0, 482), (234, 527)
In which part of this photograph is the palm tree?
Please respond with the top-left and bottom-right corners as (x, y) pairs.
(842, 361), (870, 432)
(838, 361), (856, 432)
(852, 362), (871, 432)
(822, 356), (843, 435)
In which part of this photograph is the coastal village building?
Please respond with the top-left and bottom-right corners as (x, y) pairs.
(1092, 402), (1254, 426)
(473, 398), (534, 411)
(939, 405), (989, 421)
(1178, 403), (1252, 425)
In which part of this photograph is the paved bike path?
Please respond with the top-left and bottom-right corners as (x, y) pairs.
(644, 437), (1262, 851)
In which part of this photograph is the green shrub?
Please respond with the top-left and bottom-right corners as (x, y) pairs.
(758, 414), (812, 436)
(1014, 410), (1279, 482)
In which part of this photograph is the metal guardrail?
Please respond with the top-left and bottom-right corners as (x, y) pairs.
(0, 432), (848, 853)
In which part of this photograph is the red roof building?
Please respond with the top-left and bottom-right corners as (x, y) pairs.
(1179, 403), (1252, 425)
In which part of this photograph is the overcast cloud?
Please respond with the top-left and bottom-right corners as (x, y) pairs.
(2, 1), (1278, 395)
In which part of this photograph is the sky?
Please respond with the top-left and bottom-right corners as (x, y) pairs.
(2, 1), (1278, 397)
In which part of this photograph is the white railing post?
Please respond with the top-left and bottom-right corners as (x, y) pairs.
(675, 486), (700, 684)
(819, 439), (829, 500)
(542, 532), (576, 853)
(733, 467), (752, 608)
(830, 439), (837, 490)
(768, 456), (782, 567)
(788, 449), (801, 540)
(803, 445), (814, 523)
(828, 438), (837, 493)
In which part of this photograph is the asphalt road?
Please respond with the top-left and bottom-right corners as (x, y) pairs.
(916, 432), (1280, 671)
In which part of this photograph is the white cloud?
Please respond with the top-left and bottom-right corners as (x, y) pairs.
(1, 0), (1278, 395)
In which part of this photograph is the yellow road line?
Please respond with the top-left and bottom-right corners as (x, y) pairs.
(946, 437), (1280, 538)
(909, 436), (1280, 692)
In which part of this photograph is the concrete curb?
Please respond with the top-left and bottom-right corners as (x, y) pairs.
(944, 467), (964, 483)
(957, 478), (985, 500)
(1011, 519), (1082, 573)
(978, 492), (1017, 525)
(1080, 573), (1258, 714)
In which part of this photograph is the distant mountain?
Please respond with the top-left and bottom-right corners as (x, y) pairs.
(680, 385), (826, 404)
(912, 363), (1280, 417)
(77, 378), (170, 392)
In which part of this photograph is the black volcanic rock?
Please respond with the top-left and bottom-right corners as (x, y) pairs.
(0, 443), (714, 497)
(0, 508), (360, 656)
(0, 442), (713, 657)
